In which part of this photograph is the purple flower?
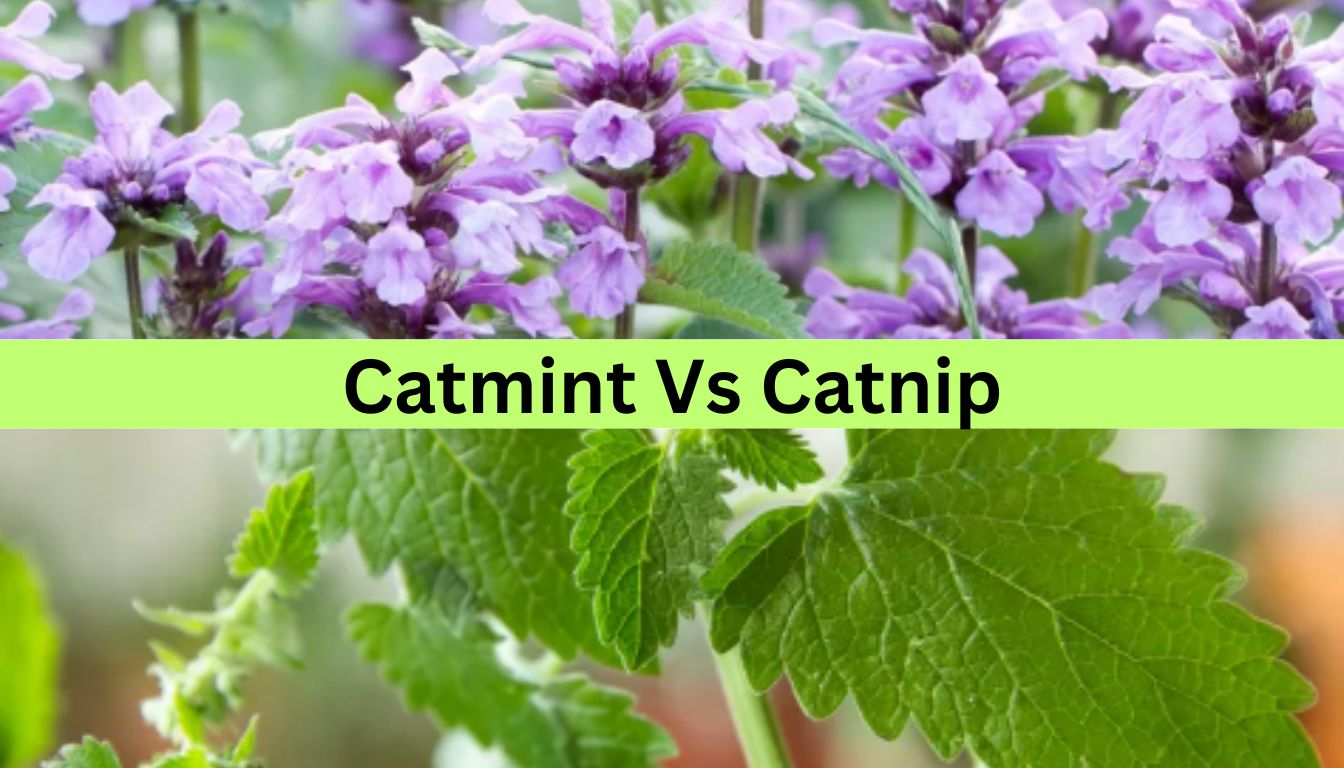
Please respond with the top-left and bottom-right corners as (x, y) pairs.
(571, 100), (656, 170)
(806, 247), (1130, 339)
(1232, 298), (1312, 339)
(954, 150), (1044, 237)
(465, 0), (806, 188)
(1250, 156), (1343, 246)
(150, 233), (266, 338)
(818, 0), (1109, 239)
(0, 2), (82, 79)
(22, 82), (268, 281)
(254, 50), (597, 338)
(556, 225), (644, 319)
(74, 0), (155, 26)
(0, 266), (93, 339)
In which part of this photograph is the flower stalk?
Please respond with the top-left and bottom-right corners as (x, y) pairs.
(616, 188), (641, 339)
(123, 241), (145, 339)
(703, 608), (793, 768)
(177, 10), (202, 130)
(728, 0), (766, 258)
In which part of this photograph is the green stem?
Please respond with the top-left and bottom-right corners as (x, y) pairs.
(728, 0), (766, 257)
(1258, 137), (1277, 306)
(124, 243), (146, 339)
(177, 11), (202, 131)
(647, 0), (669, 25)
(1066, 219), (1097, 297)
(897, 196), (916, 292)
(617, 188), (641, 339)
(961, 222), (978, 290)
(113, 12), (149, 89)
(704, 611), (793, 768)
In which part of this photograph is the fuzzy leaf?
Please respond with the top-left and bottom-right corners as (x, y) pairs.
(254, 430), (610, 663)
(229, 470), (319, 596)
(565, 430), (732, 669)
(640, 240), (806, 339)
(118, 205), (198, 243)
(707, 430), (823, 491)
(41, 738), (120, 768)
(348, 602), (675, 768)
(705, 430), (1318, 767)
(0, 543), (59, 768)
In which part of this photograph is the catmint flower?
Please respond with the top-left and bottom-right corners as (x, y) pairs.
(805, 248), (1131, 339)
(1052, 0), (1176, 63)
(74, 0), (154, 26)
(466, 0), (810, 189)
(254, 50), (595, 338)
(0, 2), (82, 210)
(22, 82), (268, 282)
(1091, 222), (1344, 338)
(817, 0), (1110, 238)
(0, 266), (93, 339)
(148, 233), (265, 338)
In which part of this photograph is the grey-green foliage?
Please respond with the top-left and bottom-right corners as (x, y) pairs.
(349, 601), (676, 768)
(0, 542), (59, 768)
(566, 429), (733, 669)
(640, 240), (807, 339)
(705, 430), (1318, 767)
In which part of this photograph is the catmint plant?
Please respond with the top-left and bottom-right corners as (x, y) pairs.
(1091, 0), (1344, 337)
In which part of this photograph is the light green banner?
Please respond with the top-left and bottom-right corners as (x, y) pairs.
(0, 340), (1335, 428)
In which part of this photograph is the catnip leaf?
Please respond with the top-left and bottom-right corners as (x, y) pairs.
(640, 241), (806, 339)
(41, 738), (121, 768)
(704, 430), (1318, 768)
(348, 602), (676, 768)
(254, 430), (610, 663)
(566, 430), (732, 669)
(0, 542), (59, 768)
(707, 430), (823, 491)
(229, 470), (319, 596)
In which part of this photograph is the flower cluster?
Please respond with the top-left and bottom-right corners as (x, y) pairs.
(252, 50), (598, 338)
(817, 0), (1111, 238)
(1090, 0), (1344, 336)
(806, 248), (1131, 338)
(23, 82), (268, 282)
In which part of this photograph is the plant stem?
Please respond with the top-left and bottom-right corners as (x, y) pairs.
(1258, 222), (1277, 306)
(113, 12), (149, 89)
(647, 0), (669, 25)
(177, 11), (202, 131)
(1257, 136), (1277, 306)
(703, 609), (793, 768)
(728, 0), (766, 257)
(961, 222), (978, 289)
(1067, 219), (1097, 297)
(616, 188), (641, 339)
(124, 243), (146, 339)
(897, 196), (916, 292)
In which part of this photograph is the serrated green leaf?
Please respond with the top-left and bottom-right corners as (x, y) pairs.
(0, 542), (59, 768)
(640, 240), (806, 339)
(348, 602), (676, 768)
(707, 430), (823, 491)
(705, 430), (1318, 768)
(229, 471), (319, 596)
(565, 430), (732, 669)
(41, 738), (120, 768)
(254, 430), (611, 663)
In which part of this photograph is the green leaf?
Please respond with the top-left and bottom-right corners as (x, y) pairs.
(254, 430), (611, 663)
(118, 205), (198, 243)
(41, 738), (121, 768)
(348, 602), (676, 768)
(229, 471), (319, 596)
(705, 430), (1318, 767)
(640, 240), (806, 339)
(645, 138), (727, 229)
(0, 542), (59, 768)
(565, 430), (732, 669)
(707, 430), (824, 491)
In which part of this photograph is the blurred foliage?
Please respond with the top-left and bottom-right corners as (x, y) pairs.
(0, 541), (59, 768)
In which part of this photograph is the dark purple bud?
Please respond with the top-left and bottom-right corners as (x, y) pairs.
(651, 54), (680, 99)
(121, 180), (144, 203)
(174, 237), (198, 273)
(201, 231), (229, 274)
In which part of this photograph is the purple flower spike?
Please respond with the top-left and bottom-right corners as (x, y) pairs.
(22, 81), (269, 282)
